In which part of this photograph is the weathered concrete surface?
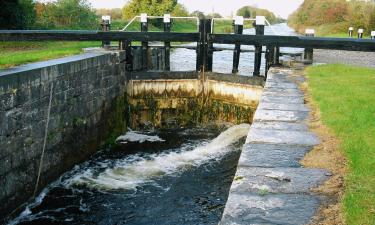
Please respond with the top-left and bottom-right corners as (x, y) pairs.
(126, 72), (264, 128)
(220, 68), (330, 225)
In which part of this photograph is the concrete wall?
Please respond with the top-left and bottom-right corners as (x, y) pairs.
(127, 72), (264, 128)
(0, 51), (127, 219)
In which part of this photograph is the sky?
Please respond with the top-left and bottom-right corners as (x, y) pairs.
(42, 0), (304, 19)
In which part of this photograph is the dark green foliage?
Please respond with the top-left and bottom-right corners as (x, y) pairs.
(34, 0), (98, 30)
(122, 0), (177, 20)
(0, 0), (36, 29)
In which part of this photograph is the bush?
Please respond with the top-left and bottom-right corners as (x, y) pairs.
(34, 0), (98, 30)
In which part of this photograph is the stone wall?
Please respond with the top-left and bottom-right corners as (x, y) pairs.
(0, 51), (127, 219)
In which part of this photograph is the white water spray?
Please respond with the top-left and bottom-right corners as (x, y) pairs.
(64, 124), (250, 190)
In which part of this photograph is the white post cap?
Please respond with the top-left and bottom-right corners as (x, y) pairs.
(140, 13), (148, 23)
(305, 29), (315, 35)
(234, 16), (244, 25)
(371, 31), (375, 36)
(164, 14), (171, 23)
(349, 27), (354, 31)
(102, 15), (111, 23)
(358, 28), (364, 33)
(255, 16), (265, 26)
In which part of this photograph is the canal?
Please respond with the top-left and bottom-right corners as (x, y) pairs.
(7, 23), (297, 225)
(9, 125), (249, 225)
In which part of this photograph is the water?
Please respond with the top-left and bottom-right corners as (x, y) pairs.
(170, 23), (302, 75)
(8, 124), (250, 225)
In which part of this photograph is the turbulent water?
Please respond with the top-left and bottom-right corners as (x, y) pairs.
(170, 23), (301, 75)
(8, 124), (250, 225)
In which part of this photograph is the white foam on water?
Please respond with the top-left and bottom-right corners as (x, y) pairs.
(64, 124), (251, 190)
(115, 130), (165, 144)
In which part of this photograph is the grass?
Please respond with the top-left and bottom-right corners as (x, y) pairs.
(0, 41), (101, 69)
(307, 64), (375, 225)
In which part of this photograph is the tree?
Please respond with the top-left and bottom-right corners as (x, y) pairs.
(236, 6), (282, 24)
(122, 0), (177, 20)
(34, 0), (98, 29)
(171, 3), (189, 17)
(237, 6), (251, 18)
(0, 0), (36, 29)
(190, 10), (205, 18)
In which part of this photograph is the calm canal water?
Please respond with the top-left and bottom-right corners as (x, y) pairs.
(8, 124), (250, 225)
(171, 23), (301, 75)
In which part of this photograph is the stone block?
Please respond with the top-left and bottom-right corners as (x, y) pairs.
(246, 128), (319, 146)
(239, 143), (311, 168)
(220, 193), (320, 225)
(253, 109), (309, 122)
(232, 167), (330, 194)
(257, 102), (309, 112)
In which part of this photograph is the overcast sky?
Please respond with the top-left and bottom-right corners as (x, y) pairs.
(43, 0), (304, 19)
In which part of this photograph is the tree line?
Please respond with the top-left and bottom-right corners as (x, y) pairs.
(0, 0), (284, 30)
(288, 0), (375, 35)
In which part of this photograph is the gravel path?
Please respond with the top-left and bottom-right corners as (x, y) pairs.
(313, 49), (375, 68)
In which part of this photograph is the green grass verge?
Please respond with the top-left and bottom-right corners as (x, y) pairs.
(0, 41), (101, 69)
(307, 64), (375, 225)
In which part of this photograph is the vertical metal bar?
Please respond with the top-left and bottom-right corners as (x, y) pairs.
(196, 19), (205, 71)
(265, 45), (274, 73)
(122, 40), (133, 72)
(274, 46), (280, 65)
(232, 17), (243, 74)
(205, 19), (213, 72)
(253, 16), (265, 76)
(164, 14), (171, 71)
(141, 14), (148, 70)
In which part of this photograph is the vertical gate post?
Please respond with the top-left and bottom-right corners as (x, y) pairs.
(348, 27), (354, 37)
(164, 14), (171, 71)
(196, 19), (204, 71)
(205, 19), (213, 72)
(253, 16), (265, 76)
(265, 45), (274, 77)
(358, 28), (364, 39)
(304, 29), (314, 63)
(274, 46), (280, 65)
(140, 13), (148, 70)
(232, 16), (244, 74)
(121, 40), (133, 72)
(101, 15), (111, 49)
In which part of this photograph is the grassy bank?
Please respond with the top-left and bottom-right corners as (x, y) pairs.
(307, 64), (375, 225)
(0, 41), (101, 69)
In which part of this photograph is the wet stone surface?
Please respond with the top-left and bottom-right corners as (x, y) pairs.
(220, 68), (329, 225)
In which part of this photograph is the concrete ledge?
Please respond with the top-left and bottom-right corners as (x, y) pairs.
(220, 68), (328, 225)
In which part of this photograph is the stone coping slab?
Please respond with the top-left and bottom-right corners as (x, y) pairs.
(238, 143), (311, 168)
(220, 193), (321, 225)
(220, 68), (326, 225)
(253, 109), (309, 122)
(246, 128), (319, 146)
